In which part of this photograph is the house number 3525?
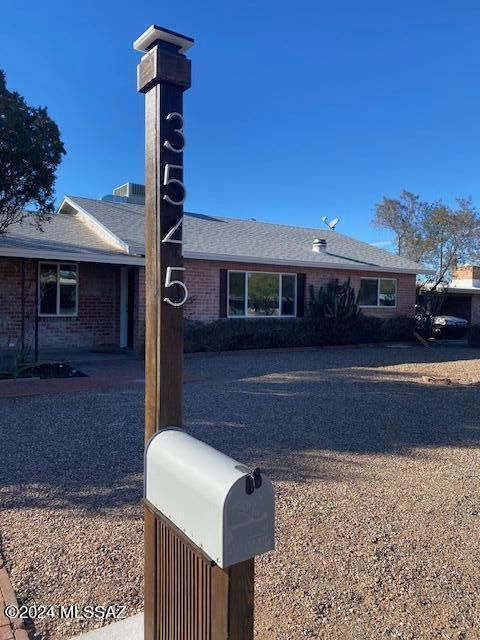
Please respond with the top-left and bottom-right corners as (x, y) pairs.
(162, 112), (188, 307)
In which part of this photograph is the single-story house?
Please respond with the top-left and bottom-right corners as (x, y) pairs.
(0, 183), (427, 354)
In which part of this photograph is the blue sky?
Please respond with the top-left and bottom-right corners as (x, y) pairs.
(2, 1), (480, 246)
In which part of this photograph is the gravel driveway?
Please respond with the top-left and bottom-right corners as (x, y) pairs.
(1, 344), (480, 639)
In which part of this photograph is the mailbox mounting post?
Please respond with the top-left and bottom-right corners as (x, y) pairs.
(135, 25), (260, 640)
(135, 24), (193, 640)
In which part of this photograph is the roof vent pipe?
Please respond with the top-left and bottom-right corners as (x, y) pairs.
(312, 238), (327, 254)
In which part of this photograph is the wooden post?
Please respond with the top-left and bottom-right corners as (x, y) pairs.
(135, 25), (255, 640)
(135, 25), (193, 640)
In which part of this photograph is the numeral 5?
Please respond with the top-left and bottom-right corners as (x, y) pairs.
(164, 267), (188, 306)
(163, 164), (186, 206)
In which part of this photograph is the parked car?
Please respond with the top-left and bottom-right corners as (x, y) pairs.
(432, 315), (469, 338)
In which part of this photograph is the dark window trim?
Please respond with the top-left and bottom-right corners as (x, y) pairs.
(227, 270), (297, 318)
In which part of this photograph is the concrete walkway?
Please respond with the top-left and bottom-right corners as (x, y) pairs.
(70, 614), (143, 640)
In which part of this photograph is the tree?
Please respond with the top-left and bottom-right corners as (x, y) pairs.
(420, 198), (480, 288)
(373, 191), (480, 289)
(373, 190), (429, 260)
(0, 69), (65, 235)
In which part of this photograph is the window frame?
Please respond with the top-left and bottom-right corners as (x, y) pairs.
(38, 261), (79, 317)
(227, 270), (297, 318)
(358, 277), (397, 309)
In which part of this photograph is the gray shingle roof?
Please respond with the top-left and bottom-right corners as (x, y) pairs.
(66, 196), (426, 273)
(0, 195), (427, 273)
(0, 208), (138, 263)
(67, 196), (145, 255)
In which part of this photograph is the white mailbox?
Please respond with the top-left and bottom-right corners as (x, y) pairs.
(145, 428), (275, 568)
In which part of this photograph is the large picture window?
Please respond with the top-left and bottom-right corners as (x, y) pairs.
(228, 271), (297, 317)
(358, 278), (396, 307)
(39, 263), (78, 316)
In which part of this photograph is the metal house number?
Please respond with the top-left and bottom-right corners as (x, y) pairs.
(162, 112), (188, 307)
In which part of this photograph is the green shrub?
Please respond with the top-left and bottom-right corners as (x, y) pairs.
(352, 315), (384, 343)
(184, 314), (415, 353)
(185, 318), (319, 352)
(382, 316), (416, 341)
(467, 324), (480, 347)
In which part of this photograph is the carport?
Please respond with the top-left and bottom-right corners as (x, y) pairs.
(445, 287), (480, 323)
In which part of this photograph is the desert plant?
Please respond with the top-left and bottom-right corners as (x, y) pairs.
(308, 278), (359, 322)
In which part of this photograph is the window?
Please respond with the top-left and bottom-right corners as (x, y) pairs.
(39, 263), (78, 316)
(228, 272), (246, 316)
(227, 271), (296, 317)
(248, 273), (279, 316)
(358, 278), (396, 307)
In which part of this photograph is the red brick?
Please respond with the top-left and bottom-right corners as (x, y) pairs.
(0, 258), (122, 351)
(182, 259), (416, 322)
(1, 257), (415, 356)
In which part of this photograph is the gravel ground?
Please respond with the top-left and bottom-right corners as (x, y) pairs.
(1, 344), (480, 639)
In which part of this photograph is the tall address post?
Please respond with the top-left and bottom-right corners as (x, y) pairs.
(135, 25), (269, 640)
(134, 25), (193, 640)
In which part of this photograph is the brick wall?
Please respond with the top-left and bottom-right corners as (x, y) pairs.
(452, 265), (480, 281)
(0, 258), (36, 349)
(182, 259), (416, 322)
(0, 258), (122, 352)
(39, 262), (120, 349)
(134, 266), (146, 353)
(1, 257), (416, 356)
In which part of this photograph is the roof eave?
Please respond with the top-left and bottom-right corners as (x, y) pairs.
(0, 246), (145, 266)
(183, 251), (430, 275)
(446, 286), (480, 295)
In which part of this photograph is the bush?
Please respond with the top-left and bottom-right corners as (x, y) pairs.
(185, 318), (319, 352)
(184, 314), (416, 353)
(467, 324), (480, 347)
(380, 315), (416, 341)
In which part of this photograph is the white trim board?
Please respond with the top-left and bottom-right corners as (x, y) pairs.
(60, 197), (129, 253)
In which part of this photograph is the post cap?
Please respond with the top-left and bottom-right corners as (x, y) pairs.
(134, 25), (194, 53)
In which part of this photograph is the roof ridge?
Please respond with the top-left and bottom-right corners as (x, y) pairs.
(66, 195), (145, 211)
(67, 196), (335, 234)
(62, 195), (425, 272)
